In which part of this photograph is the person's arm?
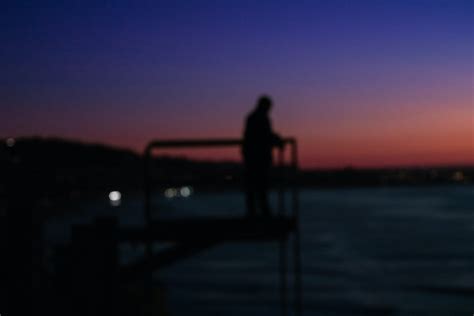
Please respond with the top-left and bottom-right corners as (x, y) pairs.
(271, 132), (284, 148)
(267, 118), (284, 148)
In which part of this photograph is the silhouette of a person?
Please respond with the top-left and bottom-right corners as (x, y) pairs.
(242, 95), (283, 217)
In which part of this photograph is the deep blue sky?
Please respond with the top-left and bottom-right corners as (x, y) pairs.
(1, 0), (472, 167)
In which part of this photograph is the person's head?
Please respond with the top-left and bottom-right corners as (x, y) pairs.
(256, 95), (272, 113)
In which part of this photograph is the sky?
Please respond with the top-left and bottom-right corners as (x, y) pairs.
(1, 0), (473, 168)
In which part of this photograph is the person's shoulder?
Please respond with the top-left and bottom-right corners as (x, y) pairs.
(246, 110), (257, 122)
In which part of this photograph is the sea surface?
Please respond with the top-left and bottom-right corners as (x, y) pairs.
(45, 185), (474, 316)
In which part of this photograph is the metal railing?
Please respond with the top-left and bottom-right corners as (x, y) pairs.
(142, 137), (302, 316)
(143, 137), (298, 220)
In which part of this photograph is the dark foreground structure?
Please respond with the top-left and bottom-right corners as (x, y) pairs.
(5, 137), (301, 316)
(143, 138), (302, 316)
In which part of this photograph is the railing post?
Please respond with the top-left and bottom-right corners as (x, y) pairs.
(143, 146), (154, 315)
(277, 146), (288, 316)
(277, 147), (285, 216)
(144, 145), (152, 226)
(291, 141), (303, 316)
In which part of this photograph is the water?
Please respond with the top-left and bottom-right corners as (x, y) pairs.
(45, 185), (474, 315)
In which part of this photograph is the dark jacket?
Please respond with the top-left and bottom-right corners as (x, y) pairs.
(242, 108), (281, 168)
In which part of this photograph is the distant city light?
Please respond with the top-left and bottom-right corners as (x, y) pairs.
(164, 188), (178, 199)
(6, 138), (15, 147)
(180, 186), (192, 198)
(109, 190), (121, 206)
(164, 186), (193, 198)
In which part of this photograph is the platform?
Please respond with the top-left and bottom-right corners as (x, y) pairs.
(120, 216), (297, 243)
(140, 137), (302, 316)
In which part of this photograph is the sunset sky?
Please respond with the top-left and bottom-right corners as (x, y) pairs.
(2, 0), (473, 168)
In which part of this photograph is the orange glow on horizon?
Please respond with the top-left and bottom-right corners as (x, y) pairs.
(9, 99), (472, 170)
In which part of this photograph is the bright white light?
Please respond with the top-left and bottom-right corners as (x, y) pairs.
(6, 138), (15, 147)
(180, 186), (192, 198)
(109, 191), (121, 203)
(164, 188), (177, 199)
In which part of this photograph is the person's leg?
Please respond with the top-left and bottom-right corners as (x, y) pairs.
(257, 188), (270, 216)
(244, 167), (257, 217)
(246, 188), (257, 217)
(257, 167), (271, 216)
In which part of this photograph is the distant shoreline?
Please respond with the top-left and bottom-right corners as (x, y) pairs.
(1, 137), (472, 198)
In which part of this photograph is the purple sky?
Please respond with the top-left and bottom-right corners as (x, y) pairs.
(2, 0), (473, 168)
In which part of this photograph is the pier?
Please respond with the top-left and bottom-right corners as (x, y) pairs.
(56, 138), (302, 316)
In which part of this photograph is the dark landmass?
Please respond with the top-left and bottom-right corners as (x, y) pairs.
(1, 137), (472, 201)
